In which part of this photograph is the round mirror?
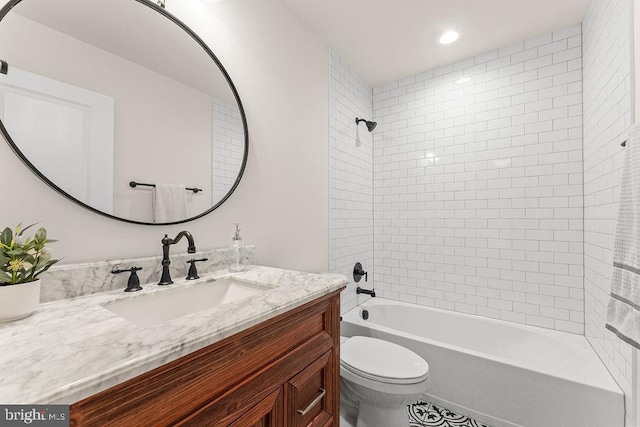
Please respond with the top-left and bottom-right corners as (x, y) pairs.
(0, 0), (248, 224)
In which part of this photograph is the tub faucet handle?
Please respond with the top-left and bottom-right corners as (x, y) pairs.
(353, 262), (368, 282)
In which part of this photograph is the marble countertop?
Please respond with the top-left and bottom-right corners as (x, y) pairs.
(0, 266), (347, 404)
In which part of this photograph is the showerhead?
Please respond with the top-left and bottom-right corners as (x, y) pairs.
(355, 118), (377, 133)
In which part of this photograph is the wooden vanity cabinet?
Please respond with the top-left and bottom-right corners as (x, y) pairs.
(70, 289), (343, 427)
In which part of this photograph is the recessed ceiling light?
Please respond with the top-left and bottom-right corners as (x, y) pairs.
(439, 30), (460, 45)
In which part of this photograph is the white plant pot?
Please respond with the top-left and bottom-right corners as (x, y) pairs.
(0, 279), (40, 322)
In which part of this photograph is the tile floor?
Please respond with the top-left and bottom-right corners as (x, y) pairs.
(408, 401), (490, 427)
(340, 400), (490, 427)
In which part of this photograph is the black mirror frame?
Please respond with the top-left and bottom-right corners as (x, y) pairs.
(0, 0), (249, 225)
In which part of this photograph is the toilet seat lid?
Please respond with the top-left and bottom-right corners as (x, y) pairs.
(341, 336), (429, 384)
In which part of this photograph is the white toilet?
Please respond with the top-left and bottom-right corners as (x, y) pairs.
(340, 336), (430, 427)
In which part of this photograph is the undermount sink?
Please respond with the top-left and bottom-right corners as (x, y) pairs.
(102, 277), (272, 327)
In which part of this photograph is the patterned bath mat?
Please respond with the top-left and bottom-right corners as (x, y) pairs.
(408, 401), (490, 427)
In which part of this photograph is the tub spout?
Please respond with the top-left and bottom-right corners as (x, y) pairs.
(357, 287), (375, 297)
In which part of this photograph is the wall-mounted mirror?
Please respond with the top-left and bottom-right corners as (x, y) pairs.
(0, 0), (248, 224)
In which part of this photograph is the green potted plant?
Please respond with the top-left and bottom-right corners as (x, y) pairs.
(0, 223), (59, 322)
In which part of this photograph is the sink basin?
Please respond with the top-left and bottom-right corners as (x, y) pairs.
(102, 278), (271, 327)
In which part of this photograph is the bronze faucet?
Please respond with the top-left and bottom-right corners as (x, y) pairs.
(159, 231), (196, 285)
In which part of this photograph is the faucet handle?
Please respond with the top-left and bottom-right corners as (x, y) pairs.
(186, 258), (208, 280)
(353, 262), (368, 283)
(111, 267), (143, 292)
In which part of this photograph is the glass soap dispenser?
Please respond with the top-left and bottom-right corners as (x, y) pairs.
(229, 223), (246, 272)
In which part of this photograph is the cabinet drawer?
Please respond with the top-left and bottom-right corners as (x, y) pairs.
(287, 351), (335, 427)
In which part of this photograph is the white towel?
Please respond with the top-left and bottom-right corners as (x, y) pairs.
(153, 183), (188, 223)
(606, 122), (640, 348)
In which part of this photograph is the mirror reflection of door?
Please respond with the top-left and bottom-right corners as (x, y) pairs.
(0, 67), (114, 213)
(0, 0), (247, 224)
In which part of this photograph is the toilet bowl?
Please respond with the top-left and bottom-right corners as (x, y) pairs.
(340, 336), (430, 427)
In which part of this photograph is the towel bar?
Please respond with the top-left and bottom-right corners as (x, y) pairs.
(129, 181), (202, 193)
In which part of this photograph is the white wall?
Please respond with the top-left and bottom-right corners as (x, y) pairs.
(329, 52), (374, 314)
(583, 0), (633, 424)
(372, 26), (585, 333)
(0, 0), (330, 273)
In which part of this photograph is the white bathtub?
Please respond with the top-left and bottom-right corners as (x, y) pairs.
(340, 298), (623, 427)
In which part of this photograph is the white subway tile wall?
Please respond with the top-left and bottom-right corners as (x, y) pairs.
(212, 97), (244, 201)
(372, 26), (585, 333)
(329, 52), (375, 314)
(583, 0), (632, 422)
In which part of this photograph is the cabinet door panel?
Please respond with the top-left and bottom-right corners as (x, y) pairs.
(222, 387), (284, 427)
(287, 351), (335, 427)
